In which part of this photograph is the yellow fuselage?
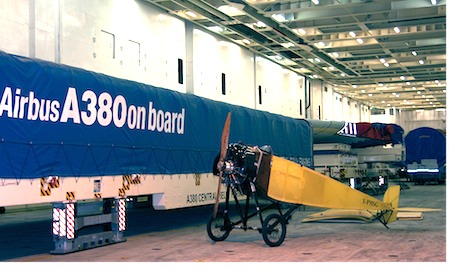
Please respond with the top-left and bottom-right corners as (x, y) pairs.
(267, 156), (396, 211)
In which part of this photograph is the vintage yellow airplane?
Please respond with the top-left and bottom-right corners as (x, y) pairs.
(207, 113), (440, 247)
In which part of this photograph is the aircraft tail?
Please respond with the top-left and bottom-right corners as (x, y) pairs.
(382, 185), (401, 223)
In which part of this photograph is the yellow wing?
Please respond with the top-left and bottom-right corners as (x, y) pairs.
(301, 209), (425, 223)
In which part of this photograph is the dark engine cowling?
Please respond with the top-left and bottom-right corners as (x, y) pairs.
(213, 142), (272, 195)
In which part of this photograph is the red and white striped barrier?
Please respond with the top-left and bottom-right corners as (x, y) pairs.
(118, 199), (126, 231)
(66, 203), (75, 239)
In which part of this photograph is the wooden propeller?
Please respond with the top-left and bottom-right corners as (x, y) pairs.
(213, 112), (231, 218)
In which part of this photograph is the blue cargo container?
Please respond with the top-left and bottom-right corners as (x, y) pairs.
(405, 127), (446, 184)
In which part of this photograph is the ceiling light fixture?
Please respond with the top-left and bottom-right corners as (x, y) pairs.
(185, 10), (197, 18)
(272, 14), (286, 22)
(256, 21), (266, 28)
(294, 28), (306, 35)
(281, 42), (294, 48)
(208, 26), (223, 33)
(218, 5), (245, 16)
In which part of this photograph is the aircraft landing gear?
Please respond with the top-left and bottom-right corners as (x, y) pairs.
(261, 213), (287, 247)
(207, 212), (231, 242)
(206, 178), (298, 247)
(208, 141), (299, 247)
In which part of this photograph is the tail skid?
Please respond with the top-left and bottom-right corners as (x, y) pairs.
(360, 185), (400, 228)
(380, 185), (401, 226)
(378, 186), (441, 224)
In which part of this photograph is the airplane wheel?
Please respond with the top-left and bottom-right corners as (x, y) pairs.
(207, 213), (231, 242)
(262, 213), (286, 247)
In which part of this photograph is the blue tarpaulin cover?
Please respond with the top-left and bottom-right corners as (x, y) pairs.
(0, 51), (313, 179)
(405, 127), (446, 167)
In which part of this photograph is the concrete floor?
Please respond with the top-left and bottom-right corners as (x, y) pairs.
(0, 182), (449, 272)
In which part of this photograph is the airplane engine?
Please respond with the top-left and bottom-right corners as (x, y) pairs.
(217, 143), (256, 195)
(214, 142), (274, 196)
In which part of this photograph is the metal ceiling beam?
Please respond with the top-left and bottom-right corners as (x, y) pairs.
(144, 0), (446, 110)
